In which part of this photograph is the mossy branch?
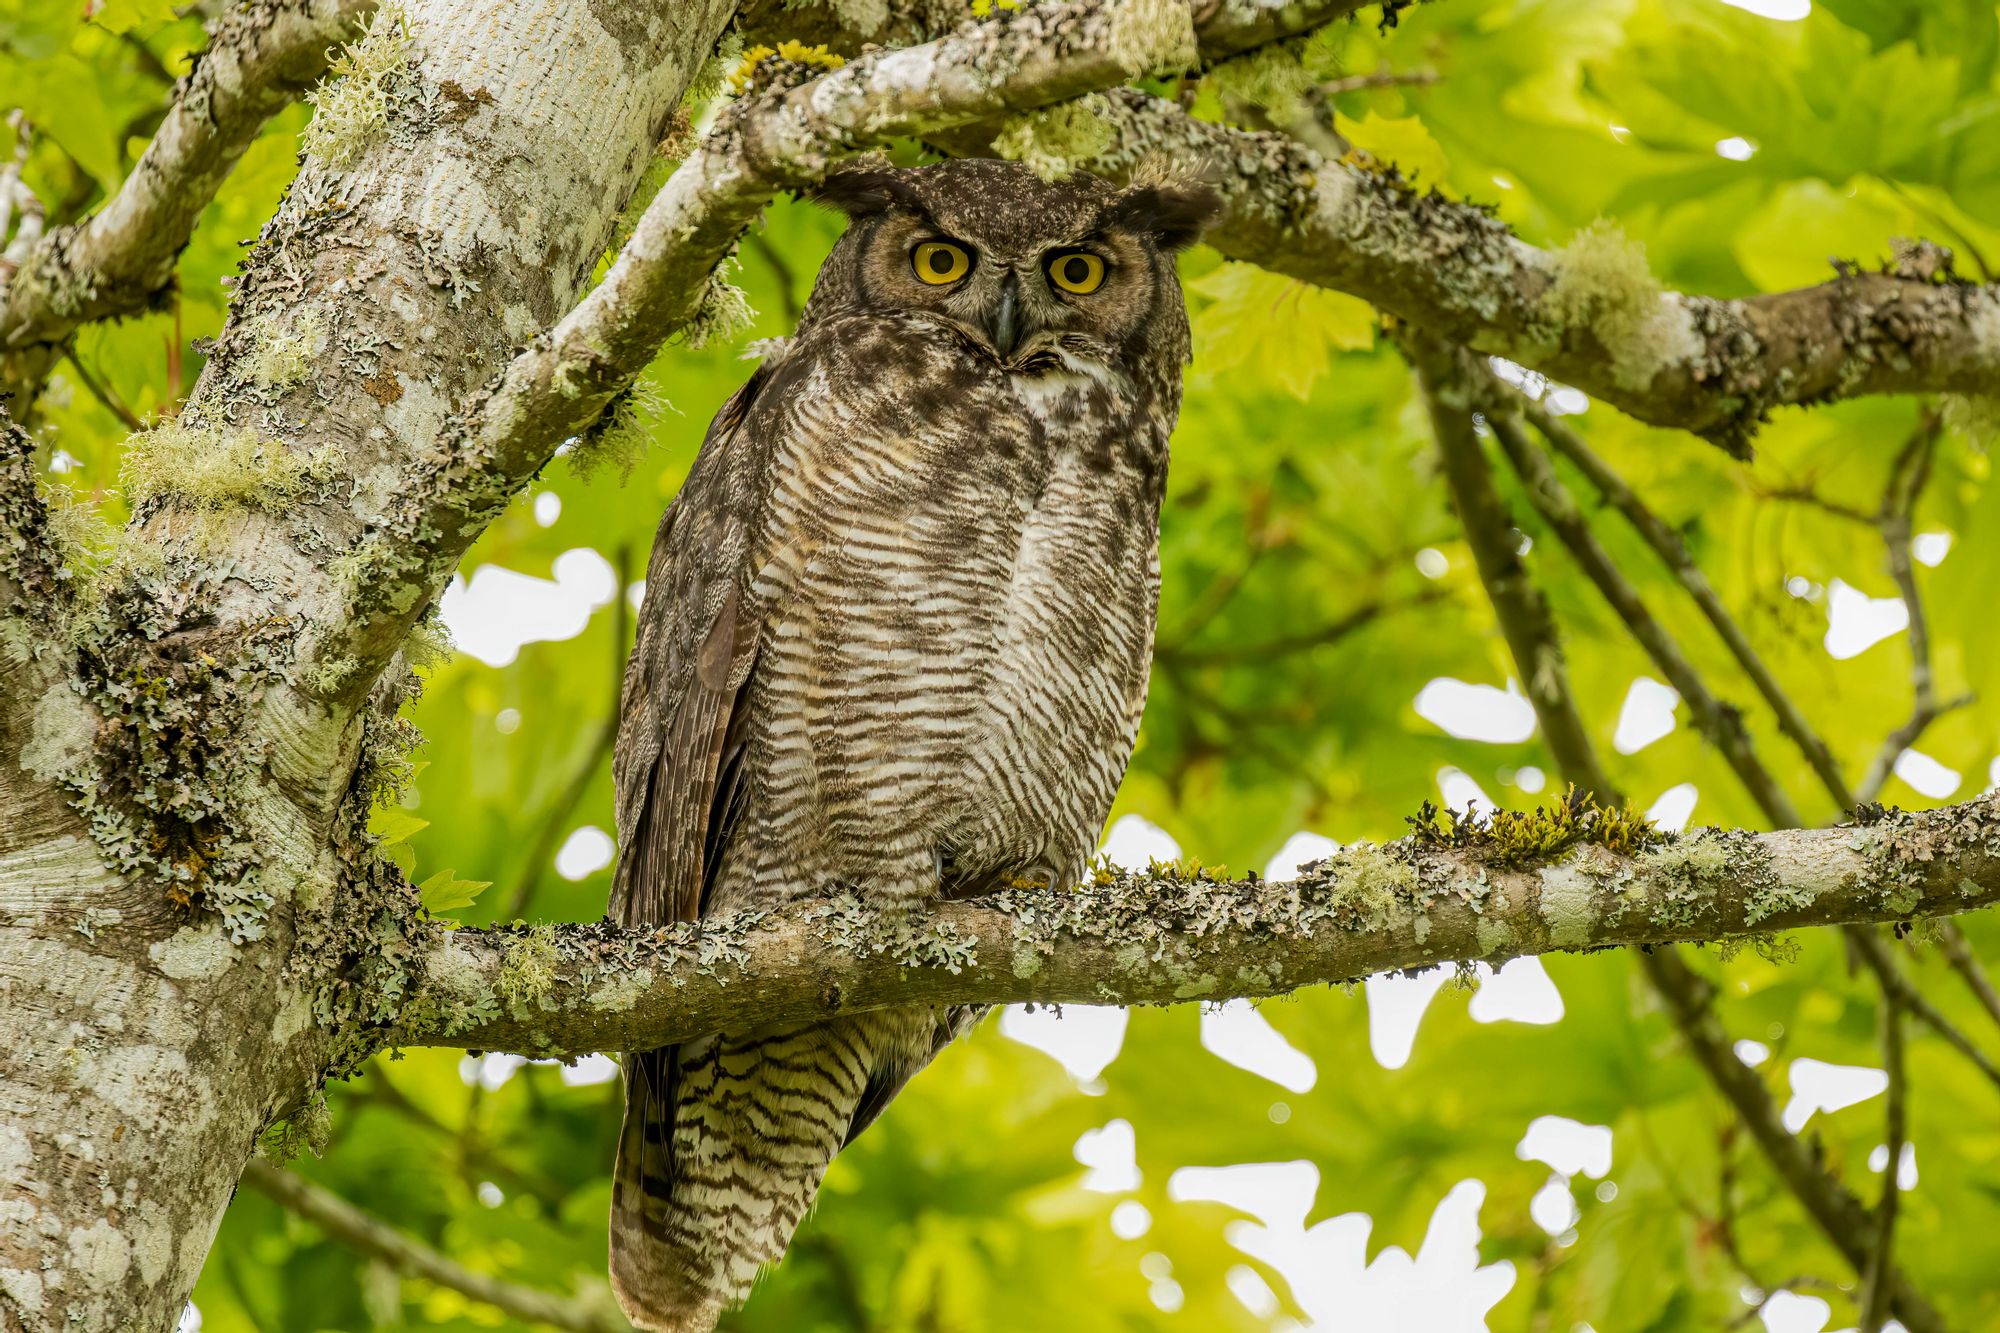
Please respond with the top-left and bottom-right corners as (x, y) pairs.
(401, 795), (2000, 1059)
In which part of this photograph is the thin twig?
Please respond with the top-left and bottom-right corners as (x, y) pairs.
(1487, 401), (1805, 826)
(240, 1158), (633, 1332)
(1529, 403), (1854, 809)
(60, 345), (143, 431)
(1935, 920), (2000, 1035)
(1160, 589), (1444, 666)
(744, 228), (802, 324)
(1858, 962), (1907, 1333)
(1851, 928), (2000, 1092)
(1401, 334), (1954, 1333)
(1401, 330), (1616, 798)
(1856, 414), (1967, 804)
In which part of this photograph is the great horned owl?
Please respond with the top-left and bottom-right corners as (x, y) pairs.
(607, 158), (1217, 1330)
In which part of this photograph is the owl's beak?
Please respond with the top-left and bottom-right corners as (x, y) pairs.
(988, 271), (1022, 360)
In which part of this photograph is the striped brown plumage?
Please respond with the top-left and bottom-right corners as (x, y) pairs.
(607, 159), (1217, 1330)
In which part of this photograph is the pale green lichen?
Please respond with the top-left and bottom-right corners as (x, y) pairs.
(242, 308), (330, 391)
(1106, 0), (1198, 76)
(1326, 841), (1416, 930)
(992, 95), (1116, 182)
(570, 379), (668, 483)
(122, 420), (335, 519)
(301, 1), (416, 170)
(1639, 830), (1730, 928)
(495, 924), (560, 1015)
(683, 272), (757, 350)
(1543, 220), (1702, 392)
(1206, 39), (1317, 119)
(587, 966), (654, 1012)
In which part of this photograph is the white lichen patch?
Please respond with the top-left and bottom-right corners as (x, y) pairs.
(149, 922), (239, 982)
(0, 1267), (44, 1313)
(587, 966), (654, 1012)
(21, 683), (95, 783)
(66, 1220), (131, 1290)
(1206, 39), (1315, 118)
(1537, 863), (1597, 948)
(301, 0), (416, 170)
(242, 307), (330, 390)
(992, 95), (1115, 182)
(1543, 220), (1701, 391)
(0, 1124), (31, 1187)
(128, 1201), (176, 1286)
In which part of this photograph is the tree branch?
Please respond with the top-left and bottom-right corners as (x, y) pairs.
(1645, 949), (1948, 1333)
(240, 1158), (631, 1332)
(400, 793), (2000, 1059)
(1405, 335), (1959, 1331)
(1004, 93), (2000, 453)
(0, 0), (379, 409)
(1859, 967), (1908, 1333)
(1401, 328), (1616, 798)
(1486, 402), (1808, 827)
(1528, 401), (1856, 807)
(736, 0), (1407, 66)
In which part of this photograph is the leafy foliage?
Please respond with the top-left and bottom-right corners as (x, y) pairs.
(8, 0), (2000, 1329)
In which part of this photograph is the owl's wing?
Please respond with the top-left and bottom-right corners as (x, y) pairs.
(607, 363), (774, 1277)
(609, 365), (769, 931)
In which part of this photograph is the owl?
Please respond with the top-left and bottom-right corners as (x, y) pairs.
(606, 158), (1218, 1331)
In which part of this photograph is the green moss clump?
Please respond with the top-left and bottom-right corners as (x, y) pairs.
(1408, 786), (1658, 867)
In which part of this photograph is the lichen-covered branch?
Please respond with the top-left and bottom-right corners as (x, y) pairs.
(994, 93), (2000, 453)
(737, 0), (1405, 65)
(323, 0), (1205, 678)
(1400, 328), (1616, 798)
(399, 795), (2000, 1058)
(0, 0), (379, 409)
(239, 1159), (631, 1332)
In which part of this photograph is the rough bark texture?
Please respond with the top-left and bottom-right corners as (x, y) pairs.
(0, 1), (736, 1325)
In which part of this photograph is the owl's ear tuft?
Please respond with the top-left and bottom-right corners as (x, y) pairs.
(811, 168), (922, 218)
(1103, 181), (1223, 252)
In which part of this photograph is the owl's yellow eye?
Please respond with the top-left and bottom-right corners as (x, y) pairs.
(1046, 251), (1106, 294)
(912, 241), (971, 285)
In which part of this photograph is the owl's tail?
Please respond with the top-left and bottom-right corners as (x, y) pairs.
(609, 1012), (946, 1331)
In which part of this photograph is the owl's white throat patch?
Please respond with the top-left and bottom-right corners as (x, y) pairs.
(1007, 349), (1123, 421)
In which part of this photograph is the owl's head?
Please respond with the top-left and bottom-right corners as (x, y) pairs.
(804, 159), (1219, 373)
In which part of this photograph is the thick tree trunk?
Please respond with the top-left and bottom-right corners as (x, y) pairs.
(0, 3), (729, 1327)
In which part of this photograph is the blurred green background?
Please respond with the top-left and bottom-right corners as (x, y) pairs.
(6, 0), (2000, 1328)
